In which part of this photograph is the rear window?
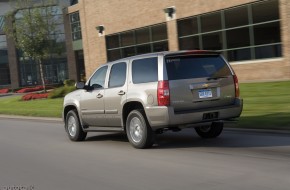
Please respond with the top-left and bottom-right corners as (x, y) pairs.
(132, 57), (158, 84)
(165, 55), (231, 80)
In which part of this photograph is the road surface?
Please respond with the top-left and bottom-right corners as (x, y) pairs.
(0, 118), (290, 190)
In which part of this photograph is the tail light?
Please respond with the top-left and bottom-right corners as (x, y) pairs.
(157, 80), (170, 106)
(233, 75), (240, 98)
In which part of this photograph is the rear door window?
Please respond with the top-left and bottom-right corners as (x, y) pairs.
(165, 55), (231, 80)
(108, 62), (127, 88)
(132, 57), (158, 84)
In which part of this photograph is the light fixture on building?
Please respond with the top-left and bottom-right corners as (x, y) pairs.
(163, 6), (176, 21)
(96, 25), (105, 36)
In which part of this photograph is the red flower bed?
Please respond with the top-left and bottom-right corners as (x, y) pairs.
(22, 93), (49, 101)
(0, 89), (9, 94)
(16, 86), (44, 93)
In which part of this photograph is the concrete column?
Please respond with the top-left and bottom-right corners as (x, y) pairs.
(6, 18), (20, 89)
(63, 10), (78, 82)
(279, 0), (290, 79)
(167, 20), (179, 51)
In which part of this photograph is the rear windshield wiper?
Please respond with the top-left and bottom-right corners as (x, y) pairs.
(207, 76), (229, 80)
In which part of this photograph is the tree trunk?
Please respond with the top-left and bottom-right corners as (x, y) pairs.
(38, 58), (46, 93)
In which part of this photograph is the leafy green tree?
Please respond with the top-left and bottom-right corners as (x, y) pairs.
(4, 0), (63, 92)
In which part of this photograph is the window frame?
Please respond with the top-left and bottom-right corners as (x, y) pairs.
(131, 57), (159, 84)
(88, 65), (108, 89)
(106, 23), (168, 62)
(108, 62), (127, 88)
(69, 12), (82, 41)
(177, 0), (282, 62)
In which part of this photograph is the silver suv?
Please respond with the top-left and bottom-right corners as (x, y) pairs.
(63, 50), (243, 148)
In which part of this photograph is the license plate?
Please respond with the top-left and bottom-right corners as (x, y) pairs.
(203, 112), (219, 120)
(198, 89), (213, 99)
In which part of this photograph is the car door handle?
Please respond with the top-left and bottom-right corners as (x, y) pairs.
(118, 90), (126, 95)
(96, 93), (103, 98)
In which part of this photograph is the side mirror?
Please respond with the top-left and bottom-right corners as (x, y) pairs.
(92, 84), (103, 89)
(76, 82), (85, 89)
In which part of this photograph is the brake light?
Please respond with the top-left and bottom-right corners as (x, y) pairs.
(158, 80), (170, 106)
(233, 75), (240, 98)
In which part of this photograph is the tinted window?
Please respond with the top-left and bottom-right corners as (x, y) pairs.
(178, 17), (198, 36)
(179, 36), (199, 50)
(225, 7), (248, 28)
(106, 23), (168, 62)
(254, 22), (281, 45)
(227, 28), (250, 48)
(228, 48), (251, 61)
(109, 62), (127, 88)
(152, 24), (167, 41)
(89, 66), (108, 88)
(252, 0), (279, 24)
(136, 28), (150, 44)
(107, 35), (119, 49)
(201, 12), (221, 33)
(202, 32), (223, 50)
(255, 44), (282, 59)
(121, 31), (134, 46)
(107, 49), (121, 62)
(132, 57), (158, 84)
(165, 55), (231, 80)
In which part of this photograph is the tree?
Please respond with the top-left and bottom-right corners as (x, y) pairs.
(4, 0), (63, 92)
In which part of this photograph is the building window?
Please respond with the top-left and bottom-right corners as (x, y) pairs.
(70, 0), (78, 6)
(177, 0), (281, 62)
(106, 23), (168, 61)
(0, 34), (10, 86)
(15, 5), (68, 86)
(70, 12), (82, 41)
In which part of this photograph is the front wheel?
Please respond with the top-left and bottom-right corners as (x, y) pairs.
(65, 110), (87, 141)
(195, 122), (224, 138)
(126, 110), (154, 149)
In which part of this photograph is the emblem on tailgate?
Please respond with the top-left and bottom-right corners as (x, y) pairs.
(202, 83), (209, 88)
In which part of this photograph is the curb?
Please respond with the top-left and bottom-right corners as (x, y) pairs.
(0, 114), (62, 123)
(1, 114), (289, 135)
(225, 127), (290, 135)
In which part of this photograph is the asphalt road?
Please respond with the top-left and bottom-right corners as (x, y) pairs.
(0, 118), (290, 190)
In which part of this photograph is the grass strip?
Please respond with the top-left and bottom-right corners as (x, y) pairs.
(0, 96), (63, 118)
(232, 81), (290, 130)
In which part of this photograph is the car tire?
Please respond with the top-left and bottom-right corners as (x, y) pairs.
(65, 109), (87, 141)
(195, 122), (224, 138)
(126, 109), (154, 149)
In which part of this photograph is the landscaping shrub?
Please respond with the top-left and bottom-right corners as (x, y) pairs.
(63, 79), (76, 87)
(22, 93), (49, 101)
(48, 85), (75, 99)
(16, 86), (43, 93)
(0, 89), (9, 93)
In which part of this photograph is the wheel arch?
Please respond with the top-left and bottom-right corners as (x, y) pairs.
(63, 104), (84, 127)
(122, 101), (146, 129)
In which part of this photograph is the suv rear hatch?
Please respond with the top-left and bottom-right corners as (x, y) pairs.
(165, 51), (236, 113)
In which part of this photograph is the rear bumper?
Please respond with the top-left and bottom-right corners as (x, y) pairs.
(145, 98), (243, 130)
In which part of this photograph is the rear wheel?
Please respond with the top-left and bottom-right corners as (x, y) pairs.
(126, 109), (154, 149)
(65, 110), (87, 141)
(195, 122), (223, 138)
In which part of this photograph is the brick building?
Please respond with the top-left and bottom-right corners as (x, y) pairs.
(65, 0), (290, 83)
(1, 0), (289, 89)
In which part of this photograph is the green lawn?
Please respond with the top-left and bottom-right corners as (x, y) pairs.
(0, 96), (63, 117)
(0, 81), (289, 130)
(233, 81), (290, 130)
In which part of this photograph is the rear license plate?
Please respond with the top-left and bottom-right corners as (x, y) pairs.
(198, 89), (213, 99)
(203, 112), (219, 120)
